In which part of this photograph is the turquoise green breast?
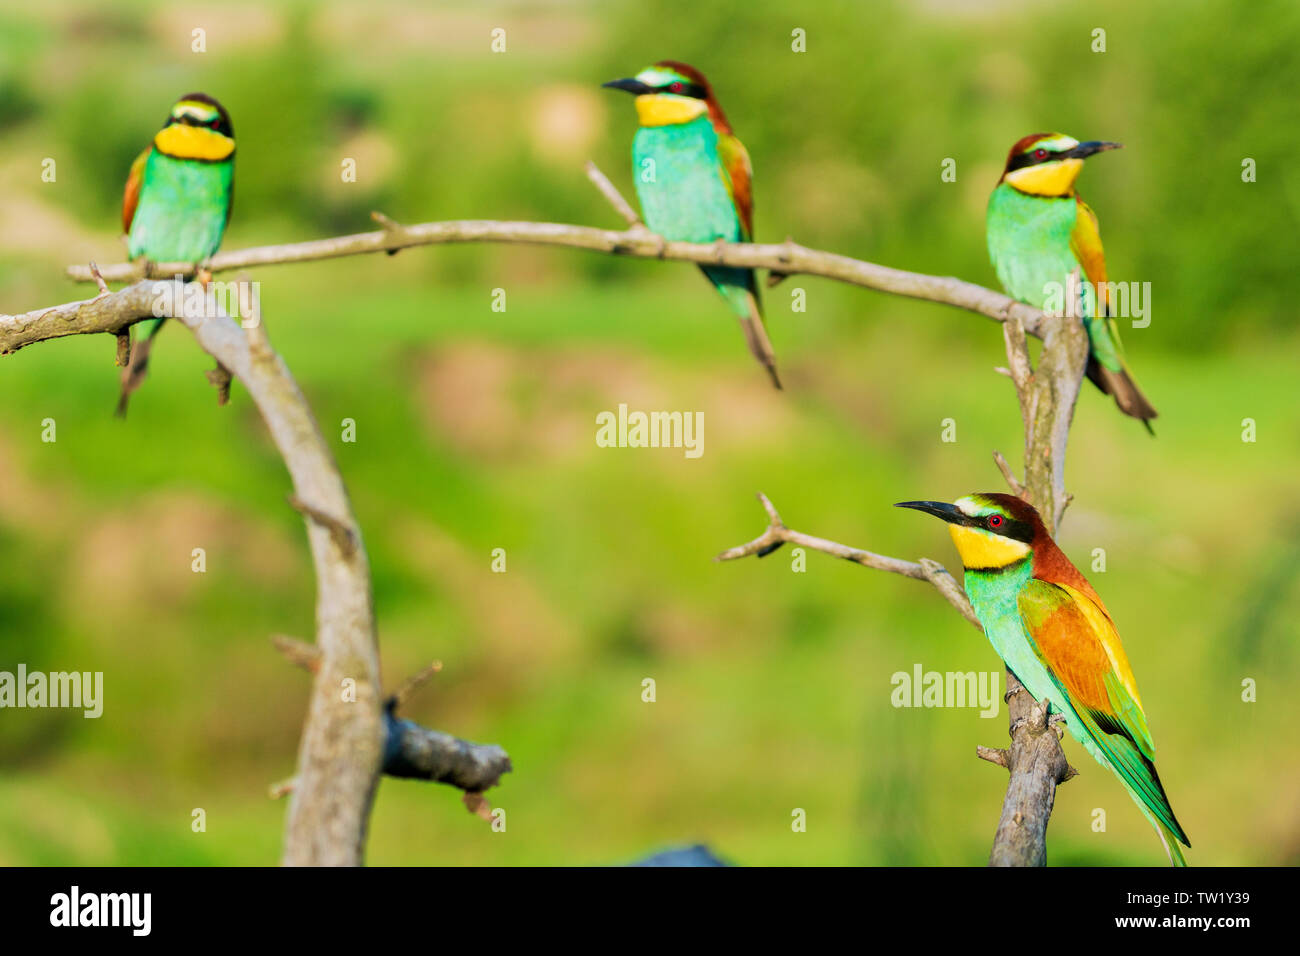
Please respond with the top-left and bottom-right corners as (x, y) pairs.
(986, 183), (1095, 317)
(632, 117), (741, 245)
(128, 151), (233, 263)
(963, 560), (1088, 742)
(632, 116), (752, 316)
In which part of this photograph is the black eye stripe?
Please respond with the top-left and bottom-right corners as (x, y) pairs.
(958, 512), (1032, 542)
(661, 81), (707, 99)
(1006, 145), (1071, 172)
(171, 113), (225, 132)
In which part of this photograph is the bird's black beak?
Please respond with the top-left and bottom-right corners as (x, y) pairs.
(895, 500), (966, 525)
(603, 78), (653, 95)
(1066, 141), (1122, 160)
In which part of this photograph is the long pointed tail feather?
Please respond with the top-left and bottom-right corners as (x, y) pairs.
(1143, 805), (1189, 867)
(736, 289), (782, 390)
(700, 265), (782, 389)
(1068, 696), (1190, 863)
(1087, 356), (1157, 430)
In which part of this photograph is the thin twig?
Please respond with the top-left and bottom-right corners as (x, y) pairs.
(716, 492), (980, 629)
(272, 634), (322, 674)
(584, 160), (642, 227)
(371, 210), (403, 233)
(269, 777), (298, 799)
(992, 450), (1028, 498)
(287, 494), (358, 557)
(88, 261), (110, 296)
(976, 746), (1009, 769)
(392, 660), (443, 710)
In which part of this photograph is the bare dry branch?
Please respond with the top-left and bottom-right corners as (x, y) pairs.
(172, 292), (385, 867)
(57, 165), (1049, 340)
(1021, 269), (1089, 534)
(274, 637), (505, 797)
(985, 672), (1078, 867)
(979, 271), (1090, 867)
(716, 492), (980, 629)
(383, 706), (512, 795)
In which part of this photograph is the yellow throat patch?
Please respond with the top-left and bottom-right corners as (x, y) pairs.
(635, 94), (707, 127)
(1004, 158), (1083, 197)
(948, 524), (1031, 569)
(154, 124), (235, 161)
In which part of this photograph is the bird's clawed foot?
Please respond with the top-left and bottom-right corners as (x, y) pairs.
(1010, 696), (1053, 737)
(1047, 711), (1067, 739)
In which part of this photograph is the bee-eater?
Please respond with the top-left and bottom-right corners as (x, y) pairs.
(987, 133), (1156, 428)
(896, 493), (1190, 865)
(118, 92), (236, 415)
(603, 61), (781, 389)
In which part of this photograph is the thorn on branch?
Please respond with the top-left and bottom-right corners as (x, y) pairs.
(271, 634), (321, 673)
(287, 494), (358, 557)
(462, 791), (495, 821)
(392, 660), (443, 710)
(88, 261), (110, 298)
(269, 776), (298, 799)
(765, 236), (798, 287)
(977, 745), (1010, 769)
(205, 362), (233, 406)
(371, 210), (405, 256)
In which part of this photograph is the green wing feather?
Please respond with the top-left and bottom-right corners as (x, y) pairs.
(715, 131), (753, 241)
(1017, 578), (1190, 854)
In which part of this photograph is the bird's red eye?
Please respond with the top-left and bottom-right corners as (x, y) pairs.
(1034, 148), (1048, 160)
(988, 514), (1004, 529)
(669, 81), (684, 93)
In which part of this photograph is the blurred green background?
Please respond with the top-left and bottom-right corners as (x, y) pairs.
(1, 0), (1297, 865)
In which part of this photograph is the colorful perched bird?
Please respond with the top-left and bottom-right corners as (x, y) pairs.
(896, 493), (1190, 865)
(987, 133), (1156, 427)
(118, 93), (236, 415)
(603, 61), (781, 388)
